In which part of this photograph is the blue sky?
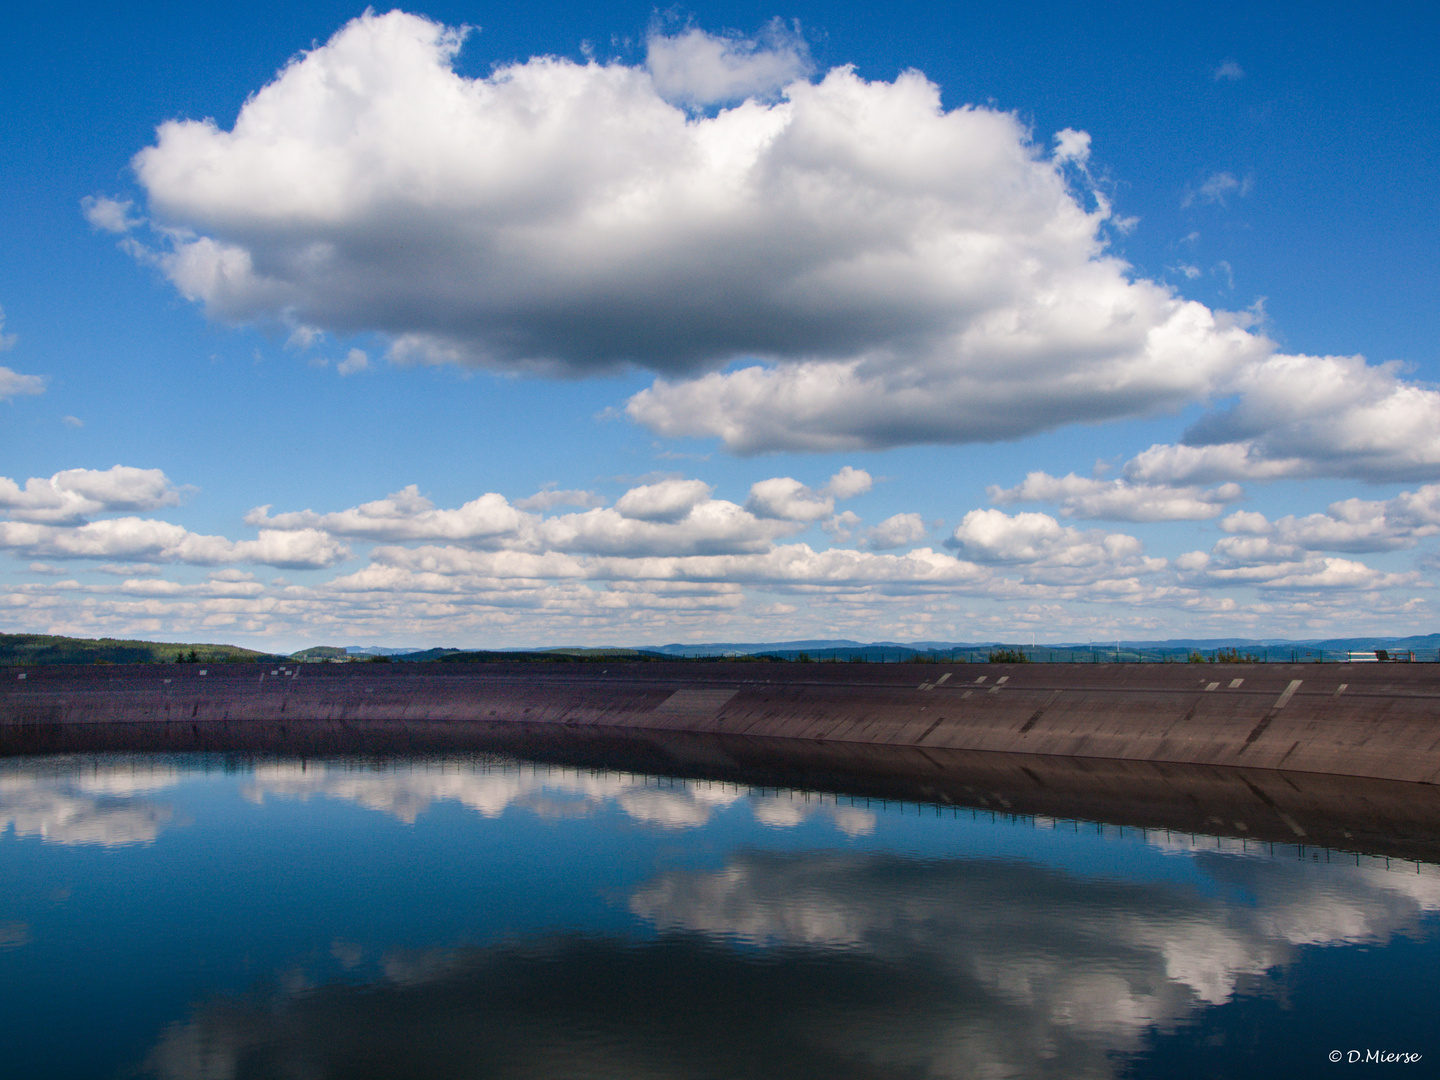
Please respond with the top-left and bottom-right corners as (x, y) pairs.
(1, 1), (1436, 650)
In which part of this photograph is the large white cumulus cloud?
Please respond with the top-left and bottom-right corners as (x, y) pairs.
(123, 10), (1267, 452)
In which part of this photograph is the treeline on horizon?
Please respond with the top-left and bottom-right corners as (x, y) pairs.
(0, 633), (287, 666)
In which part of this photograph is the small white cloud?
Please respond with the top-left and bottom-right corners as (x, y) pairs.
(862, 513), (928, 550)
(1181, 535), (1420, 592)
(821, 509), (860, 542)
(1052, 128), (1091, 165)
(246, 485), (525, 544)
(947, 509), (1150, 585)
(286, 325), (324, 350)
(27, 562), (66, 575)
(94, 563), (164, 577)
(821, 467), (873, 501)
(80, 195), (143, 234)
(62, 415), (84, 428)
(207, 568), (258, 583)
(0, 367), (44, 401)
(645, 20), (811, 106)
(742, 468), (868, 524)
(988, 472), (1243, 522)
(337, 348), (369, 375)
(1186, 171), (1248, 207)
(1213, 60), (1245, 82)
(1219, 510), (1270, 535)
(614, 479), (712, 522)
(746, 478), (833, 522)
(0, 306), (16, 351)
(1216, 485), (1440, 554)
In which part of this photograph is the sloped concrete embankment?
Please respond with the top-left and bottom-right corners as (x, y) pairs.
(3, 661), (1440, 784)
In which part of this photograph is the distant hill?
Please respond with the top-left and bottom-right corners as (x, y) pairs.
(291, 646), (348, 660)
(653, 639), (872, 657)
(0, 633), (283, 666)
(654, 636), (1440, 663)
(58, 630), (1427, 670)
(286, 645), (680, 663)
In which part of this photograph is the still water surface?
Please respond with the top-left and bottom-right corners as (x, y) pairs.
(1, 753), (1436, 1079)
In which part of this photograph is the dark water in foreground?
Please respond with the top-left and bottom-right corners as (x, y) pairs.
(1, 754), (1435, 1079)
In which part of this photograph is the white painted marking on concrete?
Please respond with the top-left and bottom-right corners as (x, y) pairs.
(1273, 679), (1303, 709)
(198, 669), (206, 676)
(961, 690), (973, 699)
(16, 673), (25, 680)
(1334, 684), (1348, 697)
(917, 682), (933, 691)
(936, 673), (952, 686)
(996, 676), (1009, 684)
(1206, 682), (1219, 691)
(975, 676), (987, 684)
(1229, 679), (1244, 688)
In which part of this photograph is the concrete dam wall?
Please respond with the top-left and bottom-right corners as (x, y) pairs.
(4, 660), (1440, 785)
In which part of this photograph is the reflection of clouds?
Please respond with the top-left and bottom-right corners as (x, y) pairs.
(71, 763), (181, 796)
(135, 773), (1440, 1080)
(635, 858), (875, 947)
(615, 783), (743, 828)
(246, 760), (882, 835)
(0, 759), (179, 846)
(632, 850), (1208, 1051)
(0, 921), (32, 948)
(330, 939), (364, 970)
(629, 846), (1440, 1070)
(1149, 834), (1440, 957)
(146, 931), (1140, 1080)
(751, 793), (876, 836)
(1197, 851), (1440, 953)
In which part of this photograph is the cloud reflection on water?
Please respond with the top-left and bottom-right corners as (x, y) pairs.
(631, 846), (1440, 1019)
(0, 758), (180, 845)
(143, 790), (1440, 1080)
(243, 758), (876, 835)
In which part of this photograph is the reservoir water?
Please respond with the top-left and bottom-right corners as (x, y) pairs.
(2, 752), (1435, 1078)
